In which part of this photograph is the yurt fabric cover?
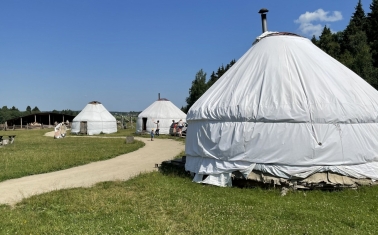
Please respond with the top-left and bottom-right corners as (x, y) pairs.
(185, 32), (378, 187)
(71, 101), (117, 135)
(136, 99), (186, 134)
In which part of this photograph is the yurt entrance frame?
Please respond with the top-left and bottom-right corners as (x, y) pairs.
(142, 118), (147, 131)
(80, 121), (87, 134)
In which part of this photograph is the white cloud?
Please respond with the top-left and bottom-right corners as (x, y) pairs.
(294, 9), (343, 37)
(298, 23), (323, 37)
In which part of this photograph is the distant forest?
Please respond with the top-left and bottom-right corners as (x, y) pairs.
(184, 0), (378, 111)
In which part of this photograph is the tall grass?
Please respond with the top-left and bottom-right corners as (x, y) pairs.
(0, 171), (378, 234)
(0, 129), (144, 182)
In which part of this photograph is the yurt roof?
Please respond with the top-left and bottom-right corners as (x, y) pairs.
(88, 101), (102, 104)
(138, 99), (186, 118)
(73, 101), (115, 122)
(187, 32), (378, 124)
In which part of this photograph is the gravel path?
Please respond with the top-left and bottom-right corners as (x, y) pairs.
(0, 133), (185, 206)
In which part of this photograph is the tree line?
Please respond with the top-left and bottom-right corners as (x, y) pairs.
(0, 106), (40, 123)
(51, 109), (79, 116)
(184, 0), (378, 112)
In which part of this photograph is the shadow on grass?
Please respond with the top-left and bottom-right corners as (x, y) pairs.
(157, 157), (348, 193)
(157, 156), (275, 190)
(158, 157), (192, 179)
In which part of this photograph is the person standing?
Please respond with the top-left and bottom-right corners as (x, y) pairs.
(178, 119), (184, 137)
(151, 129), (155, 141)
(154, 120), (160, 136)
(172, 120), (177, 135)
(60, 122), (67, 137)
(54, 122), (62, 139)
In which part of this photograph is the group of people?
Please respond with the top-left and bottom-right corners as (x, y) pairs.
(172, 119), (184, 137)
(150, 119), (185, 141)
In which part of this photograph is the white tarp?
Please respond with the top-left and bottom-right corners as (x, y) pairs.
(71, 101), (117, 135)
(136, 99), (186, 134)
(185, 32), (378, 186)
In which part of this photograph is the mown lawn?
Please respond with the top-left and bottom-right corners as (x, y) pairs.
(0, 129), (144, 182)
(0, 171), (378, 234)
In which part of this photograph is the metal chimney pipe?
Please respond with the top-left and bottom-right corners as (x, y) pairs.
(158, 93), (160, 100)
(258, 8), (269, 33)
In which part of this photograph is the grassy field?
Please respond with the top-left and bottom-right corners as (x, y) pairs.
(1, 128), (378, 234)
(0, 171), (378, 234)
(0, 128), (144, 182)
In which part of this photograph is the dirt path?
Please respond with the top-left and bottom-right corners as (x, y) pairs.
(0, 133), (185, 206)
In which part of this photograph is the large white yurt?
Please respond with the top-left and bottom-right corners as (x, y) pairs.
(136, 98), (186, 134)
(71, 101), (117, 135)
(185, 31), (378, 187)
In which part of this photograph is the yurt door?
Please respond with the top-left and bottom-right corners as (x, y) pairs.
(142, 118), (147, 131)
(80, 121), (87, 134)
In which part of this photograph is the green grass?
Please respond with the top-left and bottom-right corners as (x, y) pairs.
(2, 128), (378, 234)
(75, 128), (187, 143)
(1, 172), (378, 234)
(73, 128), (137, 137)
(132, 130), (187, 143)
(0, 129), (144, 182)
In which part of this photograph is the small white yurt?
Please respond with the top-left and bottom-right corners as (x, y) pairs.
(185, 30), (378, 187)
(71, 101), (117, 135)
(136, 98), (186, 134)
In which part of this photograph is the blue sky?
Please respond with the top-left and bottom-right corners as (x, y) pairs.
(0, 0), (373, 112)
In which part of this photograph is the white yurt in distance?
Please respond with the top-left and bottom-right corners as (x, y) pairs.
(185, 31), (378, 187)
(136, 98), (186, 134)
(71, 101), (117, 135)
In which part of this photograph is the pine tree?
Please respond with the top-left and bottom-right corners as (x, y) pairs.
(26, 106), (31, 113)
(317, 26), (341, 60)
(216, 65), (225, 78)
(206, 60), (236, 89)
(10, 106), (20, 119)
(339, 0), (377, 88)
(185, 69), (208, 112)
(32, 106), (40, 113)
(342, 0), (366, 52)
(311, 35), (318, 45)
(367, 0), (378, 67)
(207, 71), (218, 88)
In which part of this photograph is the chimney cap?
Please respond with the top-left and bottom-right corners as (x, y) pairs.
(258, 8), (269, 14)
